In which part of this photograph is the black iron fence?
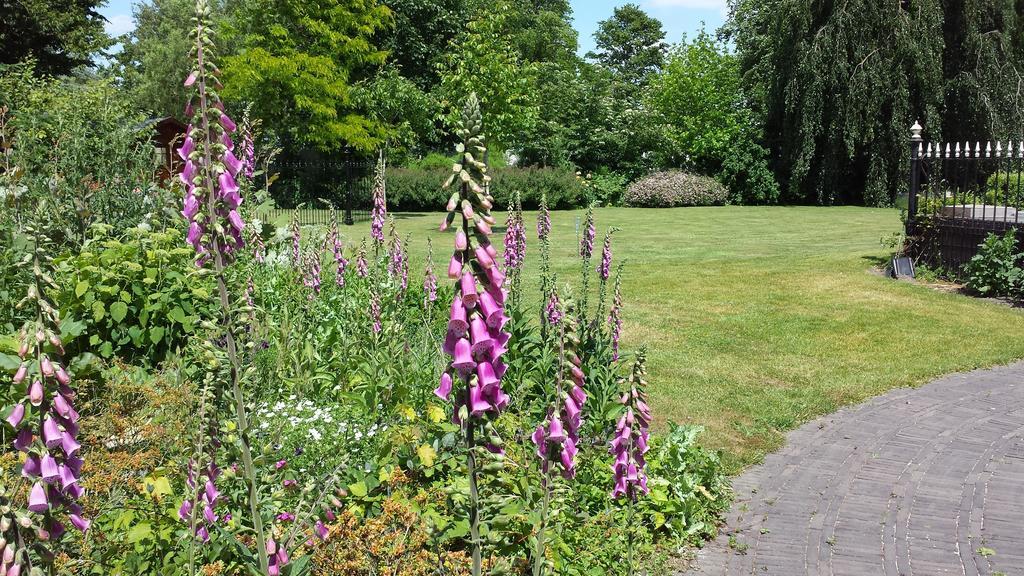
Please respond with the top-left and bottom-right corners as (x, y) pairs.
(906, 122), (1024, 268)
(265, 159), (375, 225)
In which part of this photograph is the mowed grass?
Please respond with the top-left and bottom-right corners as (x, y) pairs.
(280, 206), (1024, 472)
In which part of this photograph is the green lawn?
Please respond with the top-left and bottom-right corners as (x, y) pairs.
(298, 206), (1024, 472)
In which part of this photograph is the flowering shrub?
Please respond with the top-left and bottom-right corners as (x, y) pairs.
(625, 170), (729, 207)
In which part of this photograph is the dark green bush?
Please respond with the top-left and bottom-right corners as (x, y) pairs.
(386, 166), (586, 211)
(625, 170), (729, 207)
(963, 229), (1021, 297)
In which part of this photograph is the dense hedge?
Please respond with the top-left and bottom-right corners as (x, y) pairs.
(386, 166), (586, 211)
(625, 171), (730, 207)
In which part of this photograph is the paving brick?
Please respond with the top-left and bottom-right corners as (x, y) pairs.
(686, 362), (1024, 575)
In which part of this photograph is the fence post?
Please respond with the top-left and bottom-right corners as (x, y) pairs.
(907, 120), (923, 235)
(343, 159), (355, 226)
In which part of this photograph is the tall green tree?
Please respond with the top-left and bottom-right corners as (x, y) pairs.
(648, 31), (779, 203)
(941, 0), (1024, 143)
(221, 0), (393, 152)
(726, 0), (945, 205)
(1, 0), (110, 74)
(587, 3), (667, 89)
(378, 0), (469, 90)
(435, 0), (538, 150)
(116, 0), (216, 118)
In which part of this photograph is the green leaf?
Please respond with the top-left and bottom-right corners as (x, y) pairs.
(75, 280), (90, 297)
(150, 326), (165, 345)
(110, 301), (129, 323)
(91, 301), (106, 322)
(125, 522), (153, 544)
(168, 306), (187, 324)
(347, 481), (368, 498)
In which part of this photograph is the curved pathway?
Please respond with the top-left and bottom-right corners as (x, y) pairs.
(689, 362), (1024, 576)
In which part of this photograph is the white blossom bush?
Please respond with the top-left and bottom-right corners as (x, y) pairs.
(624, 170), (729, 207)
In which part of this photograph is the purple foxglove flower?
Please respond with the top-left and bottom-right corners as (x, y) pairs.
(196, 525), (209, 543)
(61, 432), (81, 456)
(597, 229), (614, 281)
(474, 246), (494, 269)
(448, 299), (469, 336)
(179, 498), (192, 520)
(220, 113), (237, 133)
(22, 455), (41, 478)
(275, 460), (287, 470)
(448, 253), (463, 279)
(41, 453), (59, 483)
(28, 482), (48, 512)
(460, 273), (478, 308)
(580, 207), (595, 259)
(547, 415), (566, 444)
(451, 338), (476, 373)
(204, 506), (218, 524)
(537, 196), (551, 240)
(371, 161), (387, 245)
(424, 267), (438, 303)
(53, 393), (74, 420)
(223, 149), (243, 176)
(6, 403), (25, 428)
(478, 291), (503, 328)
(315, 520), (329, 540)
(545, 292), (561, 325)
(356, 243), (368, 277)
(59, 464), (77, 489)
(243, 130), (255, 179)
(434, 372), (453, 400)
(468, 385), (491, 416)
(476, 361), (499, 393)
(184, 72), (197, 86)
(469, 317), (492, 357)
(13, 362), (26, 384)
(13, 427), (32, 451)
(609, 350), (651, 499)
(42, 416), (61, 448)
(455, 229), (468, 251)
(178, 135), (195, 161)
(276, 512), (294, 522)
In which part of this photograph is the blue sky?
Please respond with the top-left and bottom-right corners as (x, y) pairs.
(98, 0), (728, 53)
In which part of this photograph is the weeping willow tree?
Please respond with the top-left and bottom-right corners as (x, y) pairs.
(727, 0), (1023, 206)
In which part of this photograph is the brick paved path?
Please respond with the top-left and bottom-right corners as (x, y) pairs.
(689, 362), (1024, 576)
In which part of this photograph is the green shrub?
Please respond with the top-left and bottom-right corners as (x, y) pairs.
(625, 170), (729, 207)
(984, 170), (1024, 205)
(579, 170), (629, 207)
(386, 166), (586, 211)
(717, 139), (780, 205)
(54, 224), (215, 363)
(963, 229), (1021, 297)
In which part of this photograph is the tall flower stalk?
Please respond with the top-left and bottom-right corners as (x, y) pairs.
(503, 192), (526, 308)
(434, 94), (509, 576)
(577, 205), (595, 324)
(594, 227), (619, 334)
(2, 224), (88, 576)
(330, 211), (347, 287)
(424, 238), (438, 306)
(370, 155), (386, 250)
(608, 265), (624, 362)
(537, 194), (554, 340)
(529, 292), (587, 576)
(178, 1), (270, 573)
(611, 348), (652, 576)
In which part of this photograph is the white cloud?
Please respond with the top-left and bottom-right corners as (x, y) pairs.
(104, 14), (136, 37)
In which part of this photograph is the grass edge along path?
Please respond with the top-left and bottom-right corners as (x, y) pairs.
(262, 206), (1024, 473)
